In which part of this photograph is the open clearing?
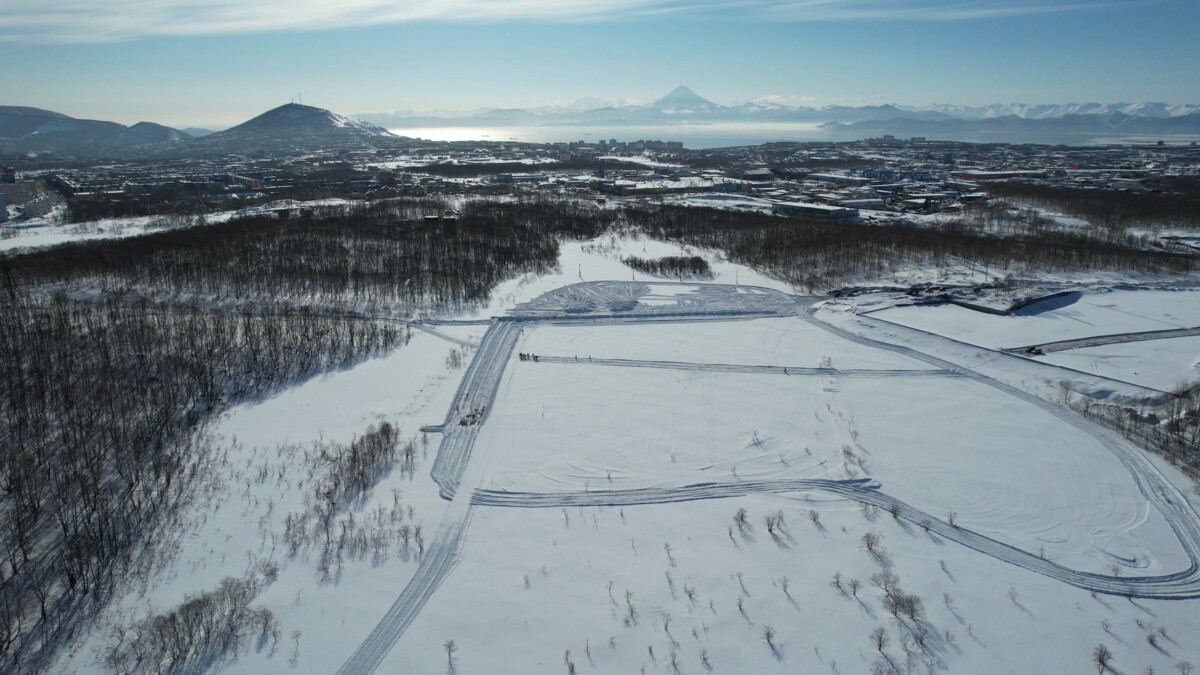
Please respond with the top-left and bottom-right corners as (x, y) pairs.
(872, 289), (1200, 351)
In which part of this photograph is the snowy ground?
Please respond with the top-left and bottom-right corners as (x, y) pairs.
(1038, 335), (1200, 392)
(869, 289), (1200, 352)
(0, 199), (359, 253)
(53, 234), (1200, 675)
(868, 288), (1200, 392)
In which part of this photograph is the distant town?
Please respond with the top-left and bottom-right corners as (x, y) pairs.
(3, 103), (1198, 240)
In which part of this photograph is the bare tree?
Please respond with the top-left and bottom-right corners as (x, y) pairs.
(733, 508), (749, 531)
(1093, 644), (1113, 674)
(861, 531), (882, 554)
(870, 626), (889, 653)
(762, 625), (780, 656)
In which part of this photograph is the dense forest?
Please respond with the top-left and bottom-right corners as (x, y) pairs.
(622, 255), (713, 280)
(988, 180), (1200, 231)
(0, 291), (406, 671)
(631, 204), (1193, 291)
(8, 199), (615, 312)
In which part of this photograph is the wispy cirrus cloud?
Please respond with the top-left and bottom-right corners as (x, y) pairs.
(1, 0), (1130, 44)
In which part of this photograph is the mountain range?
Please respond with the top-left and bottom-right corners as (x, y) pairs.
(0, 106), (190, 153)
(356, 85), (1200, 131)
(2, 88), (1198, 157)
(0, 103), (393, 156)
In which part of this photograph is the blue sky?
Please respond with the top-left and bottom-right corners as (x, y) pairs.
(2, 0), (1197, 127)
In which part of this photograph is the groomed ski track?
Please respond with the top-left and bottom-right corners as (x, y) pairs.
(336, 283), (1200, 675)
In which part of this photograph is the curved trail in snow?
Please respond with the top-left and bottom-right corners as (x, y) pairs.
(334, 501), (474, 675)
(337, 283), (1200, 675)
(471, 478), (880, 507)
(799, 306), (1200, 600)
(472, 474), (1200, 599)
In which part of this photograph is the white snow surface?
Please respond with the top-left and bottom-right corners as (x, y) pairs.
(53, 234), (1200, 675)
(1037, 335), (1200, 391)
(0, 199), (360, 253)
(870, 288), (1200, 350)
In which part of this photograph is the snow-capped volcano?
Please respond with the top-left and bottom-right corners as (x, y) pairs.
(651, 85), (719, 112)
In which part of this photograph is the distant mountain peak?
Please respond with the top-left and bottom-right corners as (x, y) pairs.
(653, 85), (718, 111)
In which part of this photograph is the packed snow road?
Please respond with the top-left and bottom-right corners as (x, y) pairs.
(428, 319), (522, 500)
(1005, 325), (1200, 354)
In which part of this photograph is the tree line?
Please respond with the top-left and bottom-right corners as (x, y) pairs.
(6, 199), (610, 313)
(0, 289), (405, 671)
(629, 204), (1193, 291)
(988, 181), (1200, 232)
(622, 255), (713, 280)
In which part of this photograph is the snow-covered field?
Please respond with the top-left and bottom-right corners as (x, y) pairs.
(868, 288), (1200, 392)
(1039, 335), (1200, 391)
(869, 289), (1200, 351)
(54, 235), (1200, 675)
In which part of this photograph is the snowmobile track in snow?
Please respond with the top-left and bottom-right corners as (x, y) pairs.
(527, 355), (959, 378)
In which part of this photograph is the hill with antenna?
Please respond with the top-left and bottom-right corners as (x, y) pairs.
(205, 103), (394, 144)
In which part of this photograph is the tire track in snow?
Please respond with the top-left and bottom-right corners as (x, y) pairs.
(429, 319), (521, 500)
(801, 307), (1200, 599)
(399, 320), (478, 348)
(471, 478), (879, 507)
(1005, 325), (1200, 354)
(334, 502), (474, 675)
(472, 473), (1200, 598)
(527, 355), (959, 378)
(338, 321), (518, 675)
